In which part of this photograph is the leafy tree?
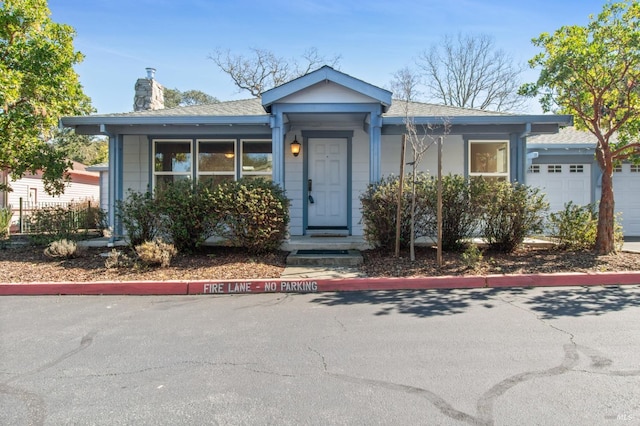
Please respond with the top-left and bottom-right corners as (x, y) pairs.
(53, 128), (108, 165)
(0, 0), (92, 195)
(210, 47), (341, 97)
(417, 33), (527, 112)
(520, 1), (640, 254)
(164, 88), (218, 108)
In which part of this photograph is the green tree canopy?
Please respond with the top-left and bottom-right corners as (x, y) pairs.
(520, 0), (640, 254)
(0, 0), (92, 195)
(164, 88), (218, 108)
(53, 128), (108, 166)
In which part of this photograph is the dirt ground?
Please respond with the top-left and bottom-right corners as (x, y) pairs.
(2, 241), (640, 283)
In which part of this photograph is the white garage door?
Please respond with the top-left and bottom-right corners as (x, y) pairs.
(526, 163), (591, 214)
(612, 164), (640, 236)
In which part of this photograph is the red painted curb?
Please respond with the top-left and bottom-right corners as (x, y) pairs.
(487, 272), (640, 288)
(1, 272), (639, 296)
(0, 281), (189, 296)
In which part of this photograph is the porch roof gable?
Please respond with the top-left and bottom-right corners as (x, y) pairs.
(261, 66), (392, 113)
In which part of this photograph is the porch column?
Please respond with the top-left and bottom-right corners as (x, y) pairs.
(270, 106), (284, 187)
(106, 132), (124, 242)
(369, 107), (383, 183)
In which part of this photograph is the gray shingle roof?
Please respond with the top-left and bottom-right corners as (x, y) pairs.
(528, 126), (617, 145)
(86, 98), (516, 119)
(383, 100), (513, 117)
(93, 98), (266, 118)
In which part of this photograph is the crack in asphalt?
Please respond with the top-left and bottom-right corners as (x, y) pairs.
(1, 330), (97, 426)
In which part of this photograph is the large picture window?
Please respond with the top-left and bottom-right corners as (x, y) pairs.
(469, 140), (509, 180)
(241, 140), (272, 180)
(152, 138), (273, 188)
(154, 140), (192, 188)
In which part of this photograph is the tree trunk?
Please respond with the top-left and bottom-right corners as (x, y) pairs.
(595, 168), (616, 254)
(410, 165), (416, 262)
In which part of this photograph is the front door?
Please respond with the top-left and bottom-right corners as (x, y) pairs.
(307, 138), (348, 228)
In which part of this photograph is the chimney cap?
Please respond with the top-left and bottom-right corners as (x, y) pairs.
(145, 67), (156, 79)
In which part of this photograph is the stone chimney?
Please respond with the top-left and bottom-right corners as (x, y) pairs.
(133, 67), (164, 111)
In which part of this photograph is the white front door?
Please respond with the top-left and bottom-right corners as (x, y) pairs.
(307, 138), (348, 228)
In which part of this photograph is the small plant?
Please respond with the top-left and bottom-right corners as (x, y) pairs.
(104, 249), (133, 269)
(548, 202), (598, 250)
(135, 240), (177, 268)
(461, 244), (483, 269)
(44, 238), (85, 259)
(0, 207), (11, 242)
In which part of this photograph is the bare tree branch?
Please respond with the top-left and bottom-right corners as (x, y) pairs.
(417, 33), (527, 112)
(210, 47), (341, 97)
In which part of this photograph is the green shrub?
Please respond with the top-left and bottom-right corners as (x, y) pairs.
(44, 238), (85, 259)
(548, 202), (624, 251)
(548, 202), (598, 250)
(211, 178), (290, 253)
(423, 175), (488, 251)
(360, 174), (432, 250)
(135, 239), (177, 267)
(116, 189), (163, 248)
(481, 181), (548, 253)
(153, 179), (222, 253)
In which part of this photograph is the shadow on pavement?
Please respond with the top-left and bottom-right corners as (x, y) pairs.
(523, 285), (640, 319)
(309, 285), (640, 319)
(309, 287), (527, 318)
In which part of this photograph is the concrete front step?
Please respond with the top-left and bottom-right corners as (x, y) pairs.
(286, 249), (363, 267)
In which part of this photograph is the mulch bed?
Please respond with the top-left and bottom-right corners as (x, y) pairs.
(2, 241), (640, 283)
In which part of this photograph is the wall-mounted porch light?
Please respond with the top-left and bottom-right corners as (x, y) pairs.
(290, 136), (301, 157)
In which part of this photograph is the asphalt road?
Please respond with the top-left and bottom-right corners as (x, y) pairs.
(2, 285), (640, 425)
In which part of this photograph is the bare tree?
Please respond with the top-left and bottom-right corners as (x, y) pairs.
(417, 33), (526, 112)
(210, 47), (341, 97)
(391, 67), (437, 261)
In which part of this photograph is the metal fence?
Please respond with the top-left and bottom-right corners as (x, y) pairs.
(9, 198), (103, 235)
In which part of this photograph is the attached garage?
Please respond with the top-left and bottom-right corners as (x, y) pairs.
(527, 127), (640, 237)
(526, 163), (592, 214)
(610, 164), (640, 236)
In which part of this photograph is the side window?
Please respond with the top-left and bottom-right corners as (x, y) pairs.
(469, 140), (509, 181)
(197, 140), (236, 185)
(153, 140), (192, 189)
(241, 140), (272, 180)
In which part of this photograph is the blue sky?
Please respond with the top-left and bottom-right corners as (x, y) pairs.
(48, 0), (608, 114)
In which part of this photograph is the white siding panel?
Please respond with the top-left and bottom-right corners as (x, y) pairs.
(280, 81), (377, 104)
(123, 135), (149, 193)
(285, 140), (304, 235)
(351, 130), (369, 236)
(381, 135), (465, 177)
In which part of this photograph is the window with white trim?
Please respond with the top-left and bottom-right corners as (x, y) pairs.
(153, 140), (192, 188)
(528, 164), (540, 174)
(631, 164), (640, 173)
(197, 139), (236, 185)
(241, 140), (272, 180)
(569, 164), (584, 173)
(614, 164), (623, 173)
(469, 140), (509, 180)
(548, 165), (562, 173)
